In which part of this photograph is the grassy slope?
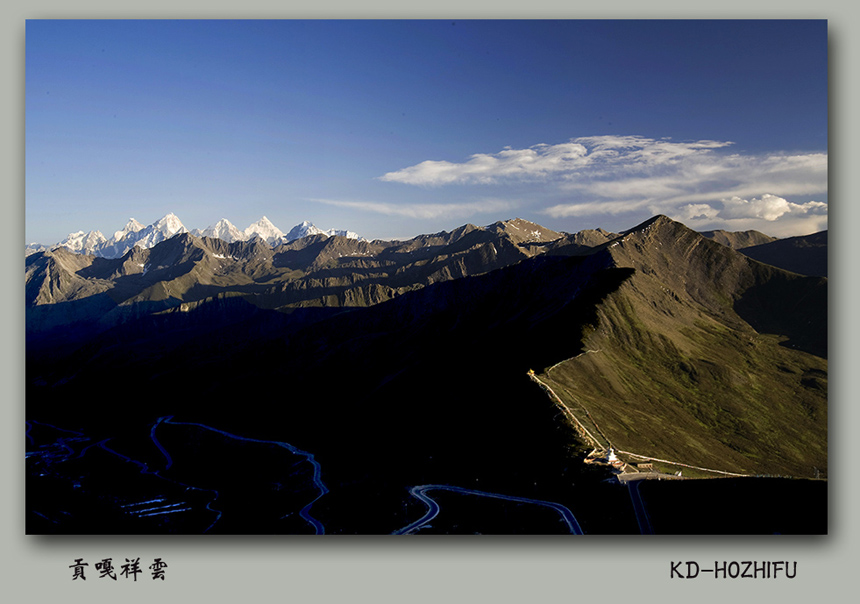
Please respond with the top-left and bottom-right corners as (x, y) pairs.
(538, 217), (827, 478)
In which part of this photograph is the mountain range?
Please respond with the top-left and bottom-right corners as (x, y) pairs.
(25, 214), (362, 259)
(701, 228), (827, 277)
(25, 215), (827, 534)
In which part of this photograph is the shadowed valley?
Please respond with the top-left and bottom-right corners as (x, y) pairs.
(26, 216), (827, 534)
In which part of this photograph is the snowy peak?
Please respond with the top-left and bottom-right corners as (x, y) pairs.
(31, 213), (362, 258)
(129, 213), (189, 252)
(26, 243), (47, 257)
(57, 230), (107, 255)
(198, 218), (245, 243)
(152, 213), (187, 237)
(283, 220), (361, 242)
(91, 213), (189, 258)
(245, 216), (285, 245)
(326, 228), (361, 240)
(286, 221), (327, 241)
(113, 218), (145, 242)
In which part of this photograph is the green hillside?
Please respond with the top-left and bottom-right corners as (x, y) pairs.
(537, 216), (827, 478)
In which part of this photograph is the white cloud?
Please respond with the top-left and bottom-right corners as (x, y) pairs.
(719, 194), (827, 221)
(379, 135), (736, 186)
(677, 203), (721, 221)
(544, 198), (652, 218)
(312, 198), (517, 220)
(669, 195), (828, 236)
(377, 135), (827, 236)
(379, 142), (591, 186)
(678, 213), (828, 238)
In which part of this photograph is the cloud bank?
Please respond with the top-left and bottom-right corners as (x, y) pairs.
(675, 194), (828, 237)
(380, 135), (739, 187)
(379, 135), (827, 234)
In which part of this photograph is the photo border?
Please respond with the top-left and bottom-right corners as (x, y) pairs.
(5, 2), (856, 603)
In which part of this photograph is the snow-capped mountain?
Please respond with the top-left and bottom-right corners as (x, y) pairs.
(194, 218), (245, 243)
(55, 230), (108, 255)
(285, 220), (327, 241)
(25, 243), (47, 257)
(98, 218), (147, 259)
(30, 213), (362, 258)
(244, 216), (285, 245)
(285, 221), (360, 242)
(326, 228), (361, 240)
(141, 213), (188, 244)
(97, 213), (189, 258)
(112, 218), (145, 242)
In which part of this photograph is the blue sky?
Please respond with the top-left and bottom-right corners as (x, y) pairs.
(25, 19), (828, 243)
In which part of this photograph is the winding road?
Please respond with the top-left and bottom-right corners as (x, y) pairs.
(626, 479), (654, 535)
(27, 416), (330, 534)
(153, 416), (330, 534)
(393, 484), (584, 535)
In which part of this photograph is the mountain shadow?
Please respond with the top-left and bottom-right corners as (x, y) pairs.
(26, 214), (827, 534)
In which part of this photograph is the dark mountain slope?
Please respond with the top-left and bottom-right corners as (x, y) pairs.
(26, 215), (827, 534)
(28, 249), (635, 534)
(739, 230), (827, 277)
(26, 220), (607, 352)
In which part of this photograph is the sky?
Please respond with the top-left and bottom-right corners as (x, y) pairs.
(25, 19), (828, 244)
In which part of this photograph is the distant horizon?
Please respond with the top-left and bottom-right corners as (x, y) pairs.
(26, 210), (827, 249)
(26, 20), (827, 244)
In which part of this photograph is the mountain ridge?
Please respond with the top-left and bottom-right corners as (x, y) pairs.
(533, 215), (826, 478)
(26, 213), (828, 534)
